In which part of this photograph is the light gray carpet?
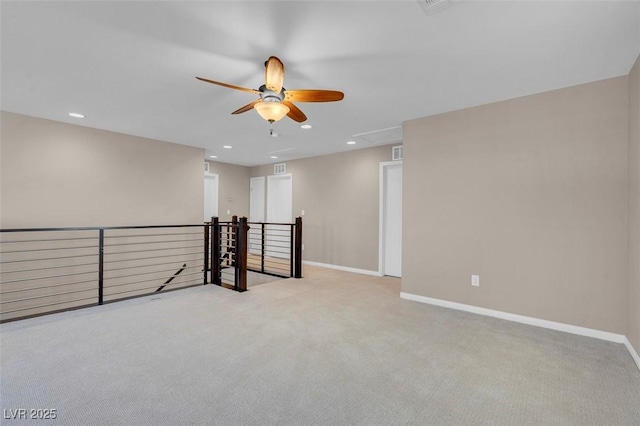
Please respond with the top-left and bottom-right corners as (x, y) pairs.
(246, 270), (287, 287)
(1, 266), (639, 425)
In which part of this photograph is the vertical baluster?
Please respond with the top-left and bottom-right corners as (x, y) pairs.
(98, 228), (104, 304)
(212, 217), (220, 286)
(235, 217), (248, 292)
(294, 217), (303, 279)
(261, 223), (266, 274)
(290, 223), (294, 278)
(203, 222), (210, 284)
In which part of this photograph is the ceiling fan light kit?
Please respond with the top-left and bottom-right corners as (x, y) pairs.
(196, 56), (344, 128)
(255, 98), (290, 123)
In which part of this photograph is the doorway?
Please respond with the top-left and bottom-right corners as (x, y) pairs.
(249, 177), (265, 254)
(380, 162), (402, 277)
(204, 174), (219, 222)
(250, 177), (266, 222)
(266, 173), (292, 259)
(267, 173), (292, 223)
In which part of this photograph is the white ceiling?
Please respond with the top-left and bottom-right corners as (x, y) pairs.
(2, 1), (639, 167)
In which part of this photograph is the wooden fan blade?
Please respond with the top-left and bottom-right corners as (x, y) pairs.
(283, 101), (307, 123)
(232, 99), (261, 115)
(284, 89), (344, 102)
(264, 56), (285, 93)
(196, 77), (259, 94)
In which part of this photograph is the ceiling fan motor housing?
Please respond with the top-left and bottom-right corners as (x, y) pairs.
(258, 85), (285, 103)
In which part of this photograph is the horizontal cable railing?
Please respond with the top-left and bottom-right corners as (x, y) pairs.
(208, 216), (302, 291)
(0, 224), (207, 322)
(219, 220), (238, 289)
(208, 217), (246, 291)
(2, 217), (303, 322)
(248, 222), (293, 277)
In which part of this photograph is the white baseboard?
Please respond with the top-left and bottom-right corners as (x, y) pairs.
(400, 292), (626, 344)
(624, 337), (640, 371)
(303, 260), (381, 277)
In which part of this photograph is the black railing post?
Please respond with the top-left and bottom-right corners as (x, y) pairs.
(203, 222), (210, 284)
(212, 217), (220, 286)
(235, 217), (248, 292)
(290, 223), (295, 278)
(294, 217), (303, 279)
(261, 223), (265, 273)
(98, 228), (104, 304)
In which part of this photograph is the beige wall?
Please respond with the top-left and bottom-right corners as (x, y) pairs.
(628, 56), (640, 352)
(403, 77), (629, 334)
(0, 109), (394, 271)
(250, 144), (397, 272)
(206, 160), (250, 221)
(1, 111), (204, 227)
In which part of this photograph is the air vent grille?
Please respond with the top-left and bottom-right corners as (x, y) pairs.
(352, 126), (402, 146)
(392, 146), (403, 161)
(417, 0), (456, 15)
(274, 163), (286, 175)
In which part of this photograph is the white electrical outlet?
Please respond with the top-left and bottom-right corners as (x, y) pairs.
(227, 209), (231, 215)
(471, 275), (480, 287)
(302, 244), (305, 250)
(301, 210), (305, 216)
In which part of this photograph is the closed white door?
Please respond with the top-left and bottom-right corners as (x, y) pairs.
(382, 163), (402, 277)
(267, 174), (292, 223)
(204, 174), (219, 222)
(249, 177), (266, 254)
(267, 174), (292, 259)
(250, 177), (266, 222)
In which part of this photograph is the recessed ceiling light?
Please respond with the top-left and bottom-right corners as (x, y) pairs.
(68, 112), (85, 118)
(347, 141), (356, 145)
(270, 156), (278, 159)
(300, 124), (312, 129)
(209, 155), (217, 159)
(223, 145), (232, 149)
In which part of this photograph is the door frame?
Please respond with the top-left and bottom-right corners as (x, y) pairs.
(379, 161), (403, 276)
(204, 172), (219, 222)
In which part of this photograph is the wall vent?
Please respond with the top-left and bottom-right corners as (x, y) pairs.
(204, 162), (210, 173)
(416, 0), (457, 15)
(392, 146), (403, 161)
(274, 163), (286, 175)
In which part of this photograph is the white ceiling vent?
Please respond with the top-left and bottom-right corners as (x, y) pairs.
(274, 163), (286, 175)
(392, 146), (403, 161)
(416, 0), (457, 15)
(267, 147), (314, 160)
(352, 126), (402, 146)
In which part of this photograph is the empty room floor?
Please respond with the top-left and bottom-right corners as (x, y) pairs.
(1, 266), (639, 425)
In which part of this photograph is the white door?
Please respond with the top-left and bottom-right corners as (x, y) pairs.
(249, 177), (266, 254)
(267, 174), (292, 223)
(204, 174), (219, 222)
(250, 177), (266, 222)
(266, 174), (292, 259)
(382, 163), (402, 277)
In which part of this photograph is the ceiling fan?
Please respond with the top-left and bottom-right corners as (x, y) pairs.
(196, 56), (344, 125)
